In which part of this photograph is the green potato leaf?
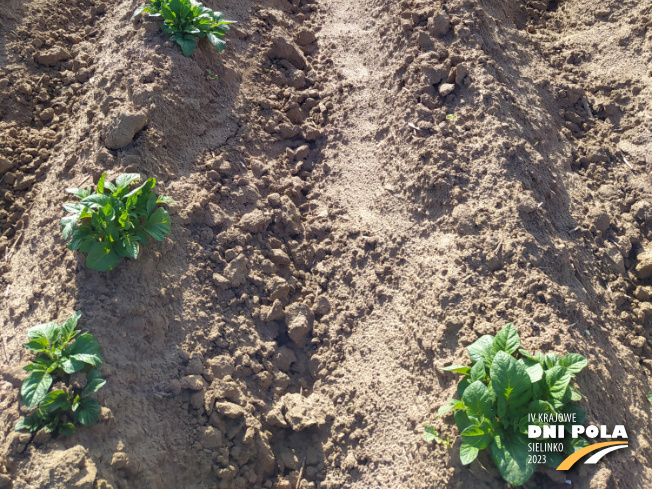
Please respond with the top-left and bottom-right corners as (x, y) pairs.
(86, 242), (120, 272)
(75, 398), (101, 426)
(59, 422), (77, 437)
(97, 173), (106, 194)
(491, 323), (520, 355)
(81, 194), (112, 208)
(63, 202), (86, 214)
(60, 311), (82, 341)
(87, 368), (103, 382)
(21, 371), (53, 409)
(131, 5), (151, 19)
(115, 173), (141, 190)
(43, 417), (61, 434)
(125, 177), (155, 198)
(559, 353), (588, 374)
(23, 337), (50, 353)
(469, 361), (485, 383)
(518, 348), (537, 361)
(544, 366), (572, 400)
(83, 378), (106, 397)
(208, 33), (227, 52)
(40, 390), (72, 414)
(64, 333), (103, 368)
(518, 357), (544, 383)
(120, 235), (140, 259)
(32, 358), (55, 368)
(61, 215), (79, 241)
(437, 399), (462, 417)
(172, 34), (197, 56)
(24, 362), (48, 372)
(66, 187), (92, 199)
(160, 2), (175, 21)
(27, 321), (59, 341)
(460, 443), (480, 465)
(145, 207), (172, 241)
(15, 412), (48, 433)
(441, 365), (471, 375)
(457, 377), (471, 397)
(454, 409), (474, 433)
(146, 192), (157, 216)
(468, 335), (494, 368)
(461, 420), (493, 450)
(462, 381), (494, 420)
(543, 353), (560, 369)
(61, 357), (86, 374)
(491, 351), (532, 416)
(532, 380), (543, 400)
(490, 431), (535, 487)
(68, 226), (95, 252)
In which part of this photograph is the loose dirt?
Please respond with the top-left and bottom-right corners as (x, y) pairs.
(1, 0), (652, 488)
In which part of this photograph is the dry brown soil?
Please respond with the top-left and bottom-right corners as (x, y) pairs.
(1, 0), (652, 488)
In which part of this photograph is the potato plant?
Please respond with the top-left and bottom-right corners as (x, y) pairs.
(426, 323), (588, 486)
(61, 173), (173, 272)
(15, 312), (106, 437)
(133, 0), (235, 57)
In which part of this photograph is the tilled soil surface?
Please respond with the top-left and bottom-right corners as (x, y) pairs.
(1, 0), (652, 488)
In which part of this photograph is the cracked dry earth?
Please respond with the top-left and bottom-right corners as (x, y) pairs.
(1, 0), (652, 488)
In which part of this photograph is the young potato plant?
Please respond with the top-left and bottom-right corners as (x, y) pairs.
(61, 173), (174, 272)
(425, 323), (588, 486)
(15, 312), (106, 437)
(133, 0), (235, 57)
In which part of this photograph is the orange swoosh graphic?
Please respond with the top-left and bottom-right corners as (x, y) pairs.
(557, 441), (628, 470)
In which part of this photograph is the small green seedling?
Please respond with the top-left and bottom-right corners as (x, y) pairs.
(428, 323), (588, 486)
(647, 392), (652, 403)
(133, 0), (235, 57)
(446, 114), (457, 120)
(61, 173), (174, 272)
(423, 424), (450, 445)
(15, 312), (106, 437)
(205, 68), (218, 81)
